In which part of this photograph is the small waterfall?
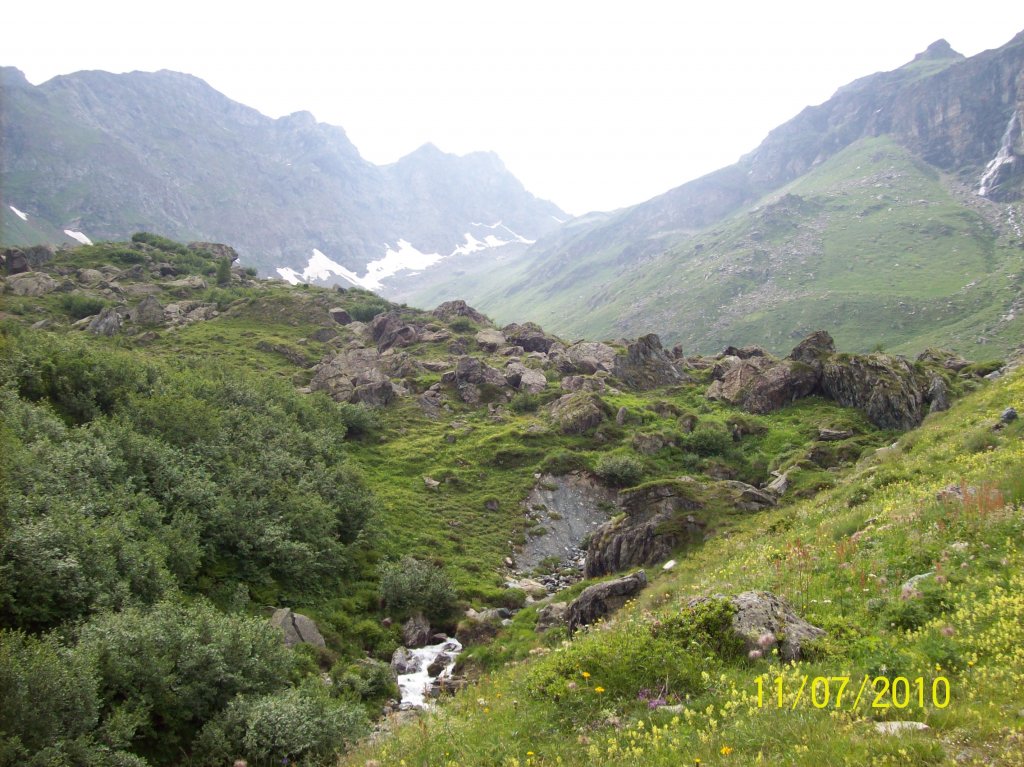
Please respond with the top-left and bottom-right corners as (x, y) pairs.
(395, 637), (462, 709)
(977, 109), (1020, 197)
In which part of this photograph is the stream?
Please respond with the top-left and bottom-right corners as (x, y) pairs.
(395, 637), (462, 709)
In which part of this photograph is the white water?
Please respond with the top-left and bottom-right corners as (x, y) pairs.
(977, 109), (1020, 197)
(8, 205), (28, 221)
(396, 637), (462, 709)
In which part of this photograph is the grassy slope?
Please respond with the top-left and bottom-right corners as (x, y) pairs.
(344, 368), (1024, 767)
(401, 137), (1024, 360)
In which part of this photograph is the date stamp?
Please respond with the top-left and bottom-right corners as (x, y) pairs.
(755, 675), (950, 711)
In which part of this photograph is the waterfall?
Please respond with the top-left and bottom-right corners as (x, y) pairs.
(395, 637), (462, 709)
(977, 109), (1020, 197)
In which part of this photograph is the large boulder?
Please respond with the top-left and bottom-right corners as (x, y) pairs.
(310, 348), (396, 406)
(504, 362), (547, 393)
(501, 322), (556, 353)
(585, 480), (705, 577)
(475, 328), (506, 352)
(369, 311), (419, 351)
(549, 391), (609, 434)
(433, 300), (489, 325)
(5, 271), (57, 296)
(129, 295), (165, 325)
(687, 591), (825, 661)
(402, 613), (432, 648)
(821, 354), (931, 430)
(567, 570), (648, 633)
(535, 602), (569, 633)
(612, 334), (686, 390)
(706, 354), (820, 413)
(270, 608), (327, 649)
(187, 241), (239, 262)
(86, 307), (123, 336)
(554, 341), (618, 374)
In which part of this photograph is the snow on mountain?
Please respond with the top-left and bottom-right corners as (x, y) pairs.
(9, 205), (28, 221)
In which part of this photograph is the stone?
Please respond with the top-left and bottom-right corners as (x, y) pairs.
(475, 328), (506, 352)
(501, 322), (555, 353)
(369, 311), (419, 350)
(535, 602), (569, 633)
(554, 341), (617, 374)
(706, 355), (820, 413)
(270, 608), (327, 648)
(766, 471), (790, 496)
(187, 241), (239, 262)
(817, 428), (854, 441)
(77, 268), (105, 284)
(615, 406), (629, 425)
(927, 376), (951, 414)
(688, 591), (825, 661)
(433, 300), (489, 325)
(426, 653), (452, 677)
(329, 307), (353, 325)
(874, 721), (930, 735)
(567, 570), (648, 633)
(632, 433), (666, 455)
(562, 375), (606, 393)
(821, 354), (929, 430)
(549, 392), (608, 434)
(916, 348), (969, 372)
(424, 476), (440, 489)
(3, 248), (30, 274)
(129, 295), (165, 325)
(585, 480), (705, 577)
(5, 271), (57, 296)
(309, 327), (338, 342)
(309, 348), (397, 406)
(612, 334), (686, 390)
(402, 613), (432, 648)
(390, 647), (421, 675)
(718, 480), (777, 511)
(164, 276), (208, 290)
(505, 362), (547, 393)
(1000, 406), (1018, 424)
(86, 306), (122, 336)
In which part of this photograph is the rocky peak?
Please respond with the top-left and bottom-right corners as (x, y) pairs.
(912, 39), (963, 62)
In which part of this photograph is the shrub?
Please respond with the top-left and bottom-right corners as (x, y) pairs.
(59, 293), (108, 320)
(448, 317), (477, 333)
(538, 449), (588, 475)
(594, 453), (644, 487)
(330, 657), (399, 705)
(510, 391), (541, 413)
(378, 557), (456, 622)
(679, 423), (733, 457)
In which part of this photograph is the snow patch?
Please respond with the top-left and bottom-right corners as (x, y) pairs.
(64, 229), (93, 245)
(8, 205), (28, 221)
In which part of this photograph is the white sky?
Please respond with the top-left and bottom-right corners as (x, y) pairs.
(5, 2), (1022, 215)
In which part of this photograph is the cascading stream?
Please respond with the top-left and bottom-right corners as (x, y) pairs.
(977, 109), (1020, 196)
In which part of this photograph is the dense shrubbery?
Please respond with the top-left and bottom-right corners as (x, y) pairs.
(594, 452), (645, 487)
(378, 556), (457, 622)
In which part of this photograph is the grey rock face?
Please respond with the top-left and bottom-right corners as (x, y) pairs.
(612, 334), (686, 390)
(270, 607), (327, 648)
(501, 322), (555, 353)
(309, 347), (396, 406)
(549, 392), (608, 434)
(6, 271), (57, 296)
(402, 613), (432, 648)
(129, 294), (165, 325)
(504, 362), (547, 393)
(433, 300), (490, 325)
(86, 306), (122, 336)
(567, 570), (648, 633)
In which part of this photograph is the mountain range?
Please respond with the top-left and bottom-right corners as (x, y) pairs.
(0, 66), (564, 283)
(3, 31), (1024, 358)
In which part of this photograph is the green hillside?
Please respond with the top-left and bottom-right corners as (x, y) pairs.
(1, 236), (1021, 766)
(403, 137), (1024, 360)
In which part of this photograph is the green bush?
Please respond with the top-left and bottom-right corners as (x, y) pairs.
(679, 423), (733, 457)
(378, 557), (456, 622)
(330, 657), (399, 705)
(594, 453), (645, 487)
(59, 294), (109, 320)
(538, 450), (589, 475)
(510, 391), (541, 413)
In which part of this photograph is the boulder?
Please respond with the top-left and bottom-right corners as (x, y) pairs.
(187, 241), (239, 262)
(554, 341), (617, 374)
(567, 570), (648, 633)
(718, 480), (777, 511)
(426, 653), (452, 677)
(687, 591), (825, 661)
(270, 608), (327, 649)
(390, 647), (421, 675)
(722, 345), (769, 359)
(129, 295), (165, 325)
(329, 307), (353, 325)
(475, 328), (506, 352)
(370, 311), (419, 350)
(706, 355), (820, 413)
(6, 271), (57, 296)
(86, 307), (122, 336)
(535, 602), (569, 633)
(2, 248), (29, 274)
(164, 276), (208, 290)
(585, 480), (705, 577)
(77, 268), (105, 284)
(916, 348), (969, 372)
(433, 300), (489, 325)
(562, 375), (607, 393)
(309, 348), (396, 406)
(612, 334), (686, 390)
(501, 322), (555, 353)
(505, 362), (547, 393)
(817, 428), (854, 441)
(402, 613), (432, 648)
(821, 354), (930, 430)
(549, 391), (608, 434)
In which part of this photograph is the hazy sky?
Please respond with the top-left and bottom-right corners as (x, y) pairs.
(5, 2), (1022, 214)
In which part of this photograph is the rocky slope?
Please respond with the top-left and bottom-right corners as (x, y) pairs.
(0, 67), (563, 280)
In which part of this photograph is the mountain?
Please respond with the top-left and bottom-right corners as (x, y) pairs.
(0, 66), (564, 281)
(397, 32), (1024, 359)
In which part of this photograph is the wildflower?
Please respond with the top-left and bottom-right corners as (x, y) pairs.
(748, 649), (763, 660)
(595, 686), (606, 694)
(581, 671), (591, 679)
(720, 745), (734, 755)
(941, 625), (955, 638)
(757, 632), (776, 649)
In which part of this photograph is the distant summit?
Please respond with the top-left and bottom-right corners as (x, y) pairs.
(0, 67), (564, 284)
(912, 38), (963, 61)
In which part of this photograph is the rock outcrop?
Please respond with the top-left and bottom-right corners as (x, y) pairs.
(310, 348), (397, 406)
(433, 300), (489, 325)
(687, 591), (825, 661)
(501, 322), (556, 353)
(567, 570), (648, 633)
(270, 608), (327, 648)
(584, 480), (705, 577)
(612, 334), (686, 390)
(5, 271), (57, 296)
(549, 391), (609, 434)
(554, 341), (617, 375)
(820, 354), (932, 430)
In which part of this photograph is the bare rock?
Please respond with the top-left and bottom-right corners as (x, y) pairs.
(433, 300), (489, 325)
(535, 602), (569, 633)
(502, 322), (556, 353)
(86, 306), (122, 336)
(475, 328), (506, 352)
(505, 362), (547, 393)
(549, 391), (608, 434)
(613, 334), (686, 390)
(270, 608), (327, 649)
(6, 271), (57, 296)
(402, 613), (432, 648)
(329, 307), (353, 325)
(391, 647), (421, 674)
(128, 294), (165, 325)
(567, 570), (648, 633)
(310, 348), (396, 406)
(554, 341), (617, 374)
(874, 721), (930, 735)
